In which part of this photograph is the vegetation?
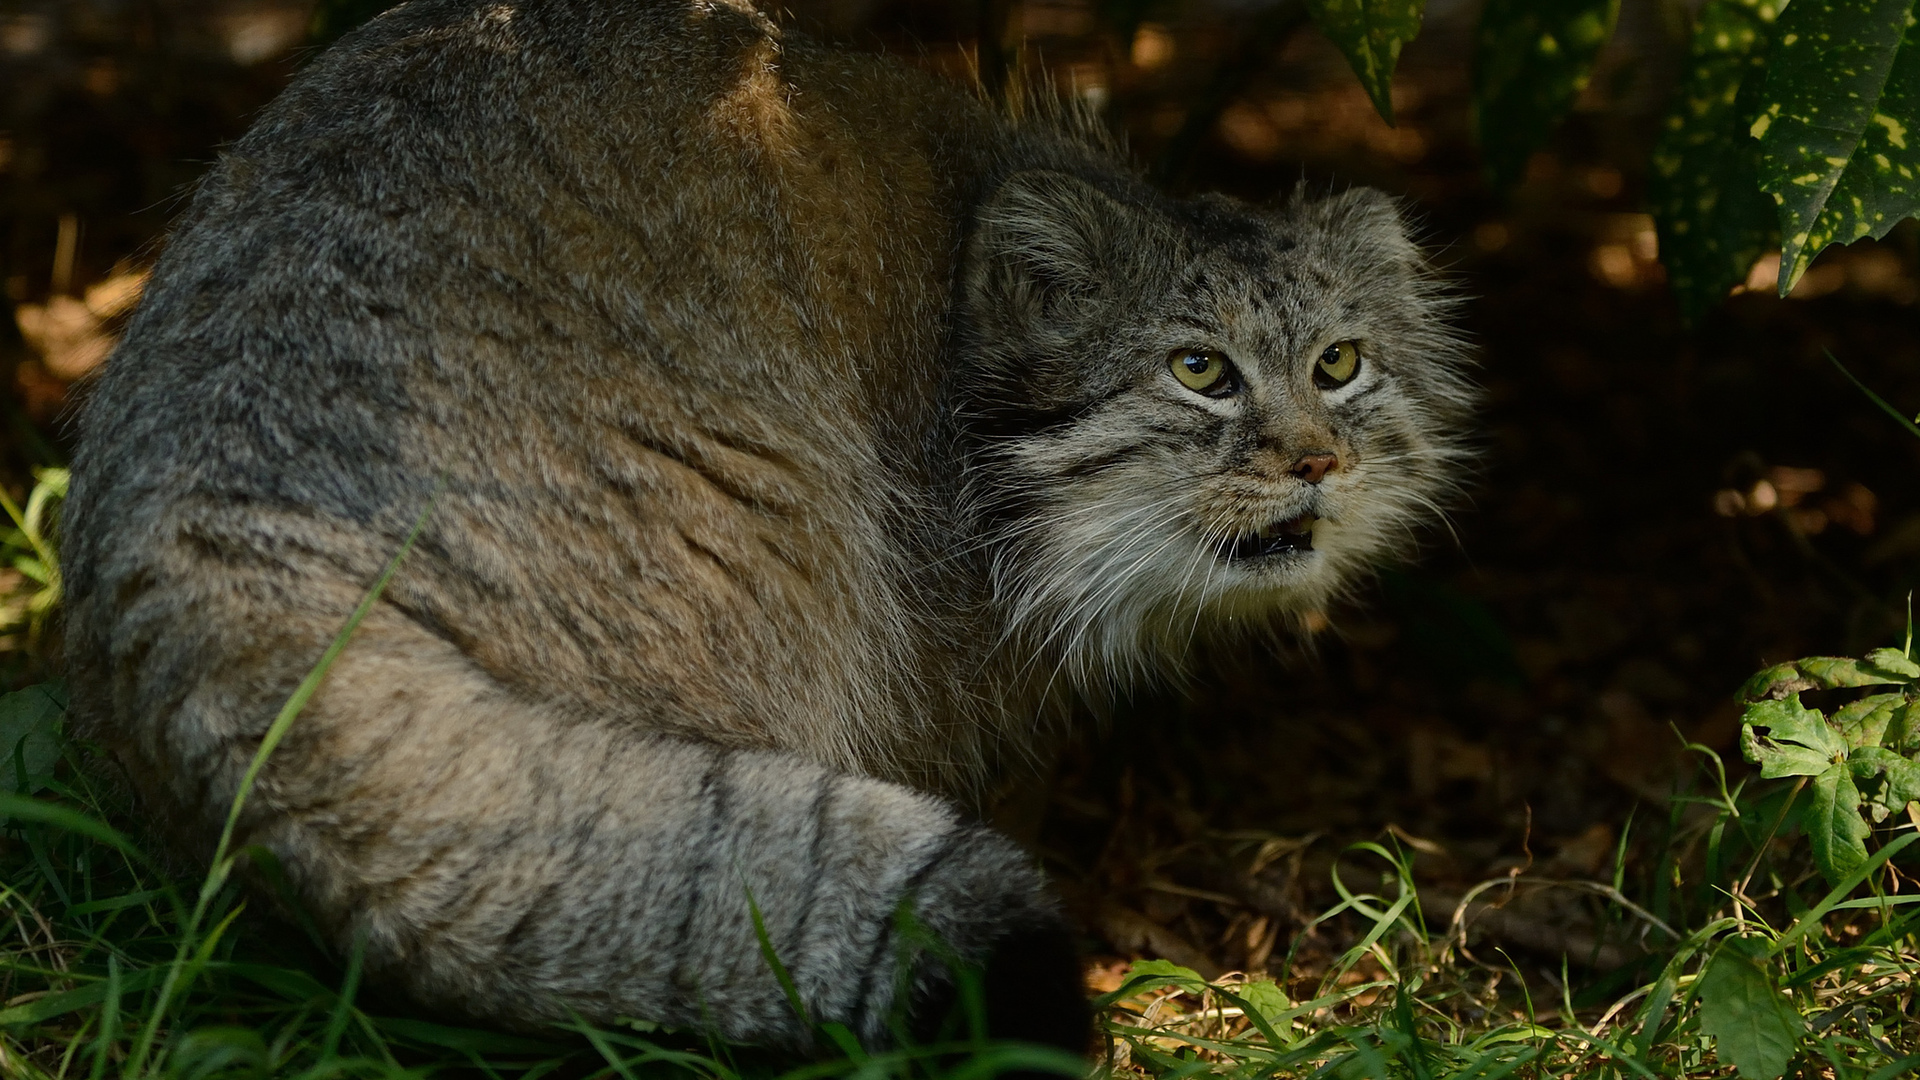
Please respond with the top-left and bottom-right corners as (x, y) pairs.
(1164, 0), (1920, 319)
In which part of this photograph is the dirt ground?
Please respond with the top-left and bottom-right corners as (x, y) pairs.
(5, 0), (1917, 1008)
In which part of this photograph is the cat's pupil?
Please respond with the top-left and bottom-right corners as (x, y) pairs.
(1185, 354), (1210, 373)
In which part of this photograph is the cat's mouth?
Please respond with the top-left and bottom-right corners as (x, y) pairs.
(1221, 514), (1317, 561)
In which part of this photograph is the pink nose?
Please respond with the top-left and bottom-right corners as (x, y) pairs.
(1291, 453), (1338, 484)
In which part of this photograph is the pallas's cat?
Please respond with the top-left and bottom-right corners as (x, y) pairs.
(63, 0), (1472, 1054)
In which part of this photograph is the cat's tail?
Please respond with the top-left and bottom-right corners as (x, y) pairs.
(67, 573), (1088, 1054)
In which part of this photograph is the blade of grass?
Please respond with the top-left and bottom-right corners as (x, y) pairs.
(1770, 832), (1919, 956)
(1826, 349), (1920, 440)
(318, 926), (367, 1060)
(0, 964), (162, 1026)
(86, 955), (120, 1080)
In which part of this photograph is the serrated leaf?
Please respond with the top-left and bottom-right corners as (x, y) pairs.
(1650, 0), (1782, 321)
(0, 683), (63, 804)
(1739, 661), (1811, 700)
(1849, 746), (1920, 821)
(1307, 0), (1426, 125)
(1805, 762), (1872, 886)
(1832, 693), (1902, 749)
(1239, 979), (1291, 1021)
(1751, 739), (1836, 777)
(1863, 646), (1920, 678)
(1887, 700), (1920, 753)
(1698, 938), (1803, 1080)
(1886, 754), (1920, 808)
(1755, 0), (1920, 291)
(1741, 695), (1850, 777)
(1796, 655), (1912, 688)
(1473, 0), (1621, 190)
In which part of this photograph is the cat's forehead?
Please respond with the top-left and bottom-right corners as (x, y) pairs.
(1169, 219), (1380, 335)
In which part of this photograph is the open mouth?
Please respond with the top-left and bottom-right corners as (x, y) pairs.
(1221, 514), (1317, 561)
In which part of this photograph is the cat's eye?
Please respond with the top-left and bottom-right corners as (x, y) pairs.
(1170, 349), (1235, 395)
(1315, 341), (1361, 388)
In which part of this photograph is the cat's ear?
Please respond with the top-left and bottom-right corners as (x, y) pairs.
(963, 171), (1153, 330)
(1308, 186), (1422, 268)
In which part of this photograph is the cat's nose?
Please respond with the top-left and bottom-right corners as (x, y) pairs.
(1291, 453), (1338, 484)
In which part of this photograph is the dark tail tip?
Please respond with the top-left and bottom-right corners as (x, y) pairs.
(980, 919), (1091, 1057)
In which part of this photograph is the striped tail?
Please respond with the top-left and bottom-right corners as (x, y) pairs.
(68, 581), (1088, 1053)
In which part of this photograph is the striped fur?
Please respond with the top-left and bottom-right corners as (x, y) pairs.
(59, 0), (1470, 1055)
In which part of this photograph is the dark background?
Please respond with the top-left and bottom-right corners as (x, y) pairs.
(4, 0), (1916, 1002)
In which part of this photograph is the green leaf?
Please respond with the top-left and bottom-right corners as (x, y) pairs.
(1650, 0), (1783, 321)
(1851, 746), (1920, 813)
(1698, 938), (1803, 1080)
(0, 683), (64, 803)
(1092, 956), (1212, 1009)
(1832, 693), (1902, 749)
(1742, 731), (1833, 777)
(1472, 0), (1621, 190)
(1239, 979), (1292, 1022)
(1740, 661), (1810, 700)
(1307, 0), (1426, 124)
(1799, 654), (1911, 687)
(1741, 695), (1849, 777)
(1803, 762), (1871, 886)
(1126, 958), (1208, 984)
(1863, 646), (1920, 677)
(1754, 0), (1920, 291)
(1888, 700), (1920, 753)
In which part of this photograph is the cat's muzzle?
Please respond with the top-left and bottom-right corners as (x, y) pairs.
(1221, 514), (1317, 561)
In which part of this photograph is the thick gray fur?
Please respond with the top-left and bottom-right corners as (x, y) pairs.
(61, 0), (1473, 1053)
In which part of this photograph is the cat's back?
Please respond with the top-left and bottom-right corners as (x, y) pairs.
(96, 0), (990, 450)
(67, 0), (1010, 777)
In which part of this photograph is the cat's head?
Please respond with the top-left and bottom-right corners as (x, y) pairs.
(953, 170), (1474, 688)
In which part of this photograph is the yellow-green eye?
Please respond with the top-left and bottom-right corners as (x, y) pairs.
(1316, 341), (1361, 387)
(1170, 349), (1232, 394)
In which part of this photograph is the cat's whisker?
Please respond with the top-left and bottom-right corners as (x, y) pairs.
(1022, 507), (1189, 671)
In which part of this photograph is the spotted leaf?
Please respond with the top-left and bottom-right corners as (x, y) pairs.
(1307, 0), (1426, 125)
(1650, 0), (1783, 321)
(1754, 0), (1920, 291)
(1473, 0), (1621, 191)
